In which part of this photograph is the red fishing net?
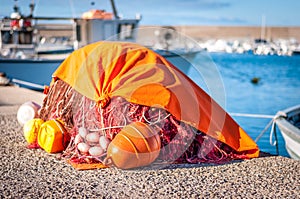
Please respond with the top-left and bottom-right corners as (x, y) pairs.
(38, 79), (248, 168)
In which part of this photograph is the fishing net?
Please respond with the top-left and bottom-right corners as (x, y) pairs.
(33, 41), (259, 169)
(38, 79), (249, 168)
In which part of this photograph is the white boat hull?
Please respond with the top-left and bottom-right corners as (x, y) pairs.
(281, 131), (300, 160)
(275, 105), (300, 160)
(156, 49), (198, 74)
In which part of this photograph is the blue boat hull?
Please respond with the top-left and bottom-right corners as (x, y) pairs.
(0, 58), (63, 90)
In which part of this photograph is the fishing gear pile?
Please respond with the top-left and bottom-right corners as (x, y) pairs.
(21, 41), (259, 170)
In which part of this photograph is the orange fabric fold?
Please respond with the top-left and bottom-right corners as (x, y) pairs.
(52, 41), (259, 158)
(69, 161), (108, 170)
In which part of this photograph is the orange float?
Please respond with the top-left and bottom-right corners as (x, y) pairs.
(106, 122), (161, 169)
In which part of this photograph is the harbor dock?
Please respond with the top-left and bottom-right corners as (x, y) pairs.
(0, 86), (299, 198)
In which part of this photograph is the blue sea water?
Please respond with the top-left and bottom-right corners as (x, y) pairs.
(187, 52), (300, 157)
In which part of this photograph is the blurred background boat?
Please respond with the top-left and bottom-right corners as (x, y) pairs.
(0, 0), (200, 90)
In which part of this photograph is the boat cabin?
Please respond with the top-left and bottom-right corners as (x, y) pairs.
(0, 0), (140, 59)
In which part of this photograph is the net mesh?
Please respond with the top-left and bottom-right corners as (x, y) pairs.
(38, 79), (248, 167)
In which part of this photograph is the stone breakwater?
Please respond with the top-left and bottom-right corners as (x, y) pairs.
(0, 87), (300, 198)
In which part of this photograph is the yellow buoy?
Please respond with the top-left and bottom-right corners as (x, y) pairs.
(38, 119), (68, 153)
(23, 119), (44, 144)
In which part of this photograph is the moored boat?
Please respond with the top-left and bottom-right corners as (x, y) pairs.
(0, 0), (200, 90)
(275, 105), (300, 160)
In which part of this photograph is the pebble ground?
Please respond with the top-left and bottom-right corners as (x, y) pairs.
(0, 87), (299, 198)
(1, 109), (300, 198)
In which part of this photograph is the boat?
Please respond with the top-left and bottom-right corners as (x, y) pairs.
(141, 26), (200, 74)
(292, 46), (300, 56)
(275, 105), (300, 160)
(0, 0), (200, 90)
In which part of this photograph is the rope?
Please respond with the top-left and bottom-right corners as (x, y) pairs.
(254, 119), (273, 142)
(230, 112), (284, 155)
(230, 112), (274, 119)
(269, 120), (277, 146)
(142, 109), (171, 125)
(252, 113), (284, 155)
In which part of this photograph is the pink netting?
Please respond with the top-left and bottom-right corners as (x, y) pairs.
(38, 80), (248, 167)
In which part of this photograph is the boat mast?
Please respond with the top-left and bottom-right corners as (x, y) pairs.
(12, 0), (20, 16)
(29, 0), (35, 17)
(260, 14), (266, 41)
(109, 0), (120, 19)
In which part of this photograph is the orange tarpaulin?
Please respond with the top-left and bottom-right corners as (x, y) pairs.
(52, 41), (259, 158)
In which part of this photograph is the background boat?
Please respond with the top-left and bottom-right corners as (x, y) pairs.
(0, 0), (200, 90)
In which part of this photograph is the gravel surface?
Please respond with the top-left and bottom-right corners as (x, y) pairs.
(1, 110), (300, 199)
